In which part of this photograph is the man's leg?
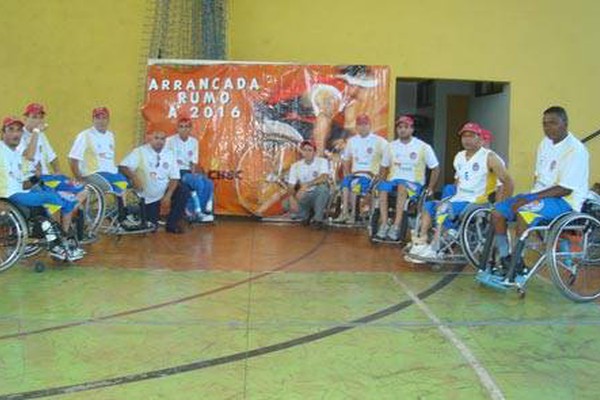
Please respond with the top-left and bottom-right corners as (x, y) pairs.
(312, 185), (331, 223)
(167, 184), (191, 232)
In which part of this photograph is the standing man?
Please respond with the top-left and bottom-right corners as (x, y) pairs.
(19, 102), (85, 194)
(408, 122), (513, 260)
(165, 116), (214, 222)
(375, 115), (440, 241)
(119, 131), (190, 234)
(491, 106), (589, 270)
(335, 114), (387, 223)
(287, 140), (331, 228)
(68, 107), (128, 195)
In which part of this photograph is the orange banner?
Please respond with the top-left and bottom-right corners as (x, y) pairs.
(142, 63), (390, 216)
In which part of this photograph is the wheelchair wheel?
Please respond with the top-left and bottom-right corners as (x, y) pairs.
(80, 183), (106, 243)
(460, 207), (492, 267)
(0, 199), (28, 273)
(546, 212), (600, 302)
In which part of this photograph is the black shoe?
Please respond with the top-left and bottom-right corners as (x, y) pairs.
(311, 220), (325, 230)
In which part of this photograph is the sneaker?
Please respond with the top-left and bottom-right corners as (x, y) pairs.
(409, 243), (429, 256)
(375, 223), (389, 239)
(386, 226), (401, 242)
(418, 245), (438, 259)
(68, 246), (86, 261)
(199, 214), (214, 223)
(333, 214), (349, 224)
(49, 245), (69, 261)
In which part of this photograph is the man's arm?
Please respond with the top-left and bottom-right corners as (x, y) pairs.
(118, 165), (143, 191)
(488, 153), (514, 201)
(69, 158), (83, 180)
(427, 166), (440, 195)
(22, 132), (38, 161)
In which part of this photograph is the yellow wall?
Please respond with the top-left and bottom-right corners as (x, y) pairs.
(2, 0), (598, 191)
(229, 0), (600, 190)
(0, 0), (151, 165)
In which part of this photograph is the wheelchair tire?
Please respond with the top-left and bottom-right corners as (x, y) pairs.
(0, 199), (29, 273)
(460, 207), (492, 268)
(546, 212), (600, 302)
(80, 183), (106, 244)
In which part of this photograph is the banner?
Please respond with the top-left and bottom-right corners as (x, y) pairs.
(142, 62), (390, 216)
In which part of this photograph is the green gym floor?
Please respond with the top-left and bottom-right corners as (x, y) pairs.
(1, 220), (599, 399)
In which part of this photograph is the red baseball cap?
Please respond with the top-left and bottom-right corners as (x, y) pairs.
(458, 122), (483, 137)
(2, 116), (24, 130)
(480, 128), (494, 143)
(395, 115), (414, 127)
(92, 107), (110, 119)
(23, 103), (46, 116)
(299, 139), (317, 150)
(178, 115), (192, 124)
(356, 114), (371, 125)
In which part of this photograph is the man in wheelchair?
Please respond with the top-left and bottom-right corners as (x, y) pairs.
(374, 115), (439, 242)
(486, 106), (589, 279)
(334, 114), (387, 224)
(407, 122), (513, 262)
(1, 116), (86, 261)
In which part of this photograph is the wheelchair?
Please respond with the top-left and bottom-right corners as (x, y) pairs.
(367, 186), (428, 244)
(0, 198), (85, 273)
(475, 195), (600, 302)
(327, 171), (377, 228)
(404, 198), (495, 267)
(84, 174), (155, 236)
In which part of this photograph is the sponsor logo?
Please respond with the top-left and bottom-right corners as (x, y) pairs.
(208, 169), (243, 180)
(521, 200), (544, 212)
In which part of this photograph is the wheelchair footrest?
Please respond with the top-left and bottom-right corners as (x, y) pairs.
(475, 270), (511, 291)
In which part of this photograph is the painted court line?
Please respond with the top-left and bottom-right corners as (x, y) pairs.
(393, 274), (506, 400)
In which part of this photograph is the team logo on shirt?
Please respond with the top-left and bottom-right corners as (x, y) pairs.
(410, 152), (417, 160)
(177, 159), (184, 165)
(188, 150), (193, 157)
(521, 200), (544, 213)
(472, 162), (480, 172)
(367, 147), (373, 154)
(550, 160), (557, 171)
(162, 162), (169, 169)
(312, 171), (318, 178)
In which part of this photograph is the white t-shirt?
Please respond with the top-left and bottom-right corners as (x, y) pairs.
(0, 141), (26, 197)
(452, 147), (496, 203)
(381, 137), (439, 184)
(69, 127), (118, 176)
(532, 132), (589, 211)
(165, 134), (199, 171)
(287, 156), (330, 190)
(119, 144), (180, 204)
(17, 128), (57, 177)
(342, 133), (388, 174)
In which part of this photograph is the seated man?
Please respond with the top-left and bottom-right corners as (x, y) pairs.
(1, 116), (84, 261)
(165, 116), (214, 222)
(68, 107), (128, 196)
(335, 114), (387, 223)
(119, 131), (190, 234)
(408, 122), (513, 261)
(376, 115), (440, 241)
(491, 106), (589, 271)
(287, 139), (331, 228)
